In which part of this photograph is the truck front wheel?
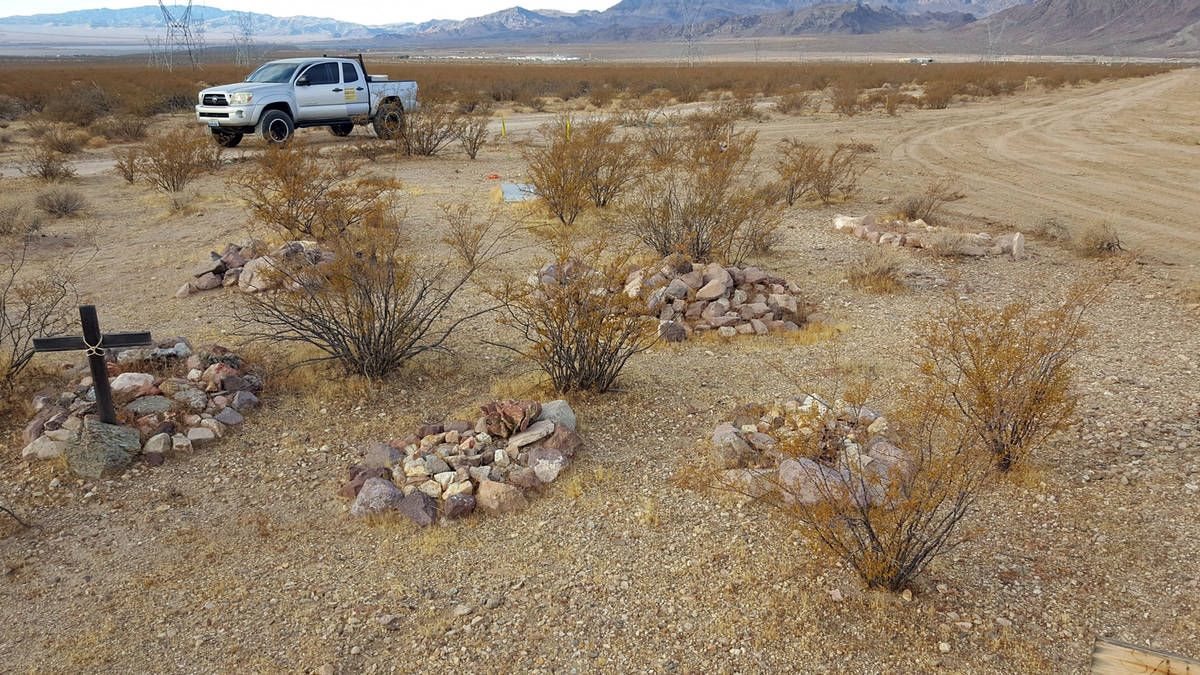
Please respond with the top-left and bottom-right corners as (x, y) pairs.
(329, 123), (354, 137)
(259, 110), (294, 144)
(211, 129), (243, 148)
(372, 102), (405, 140)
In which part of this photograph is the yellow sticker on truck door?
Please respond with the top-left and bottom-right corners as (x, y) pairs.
(345, 89), (356, 102)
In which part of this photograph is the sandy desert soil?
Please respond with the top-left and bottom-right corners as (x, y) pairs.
(0, 68), (1198, 673)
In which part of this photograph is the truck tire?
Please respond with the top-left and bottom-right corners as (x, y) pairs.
(372, 101), (405, 140)
(259, 110), (294, 144)
(329, 123), (354, 137)
(211, 129), (243, 148)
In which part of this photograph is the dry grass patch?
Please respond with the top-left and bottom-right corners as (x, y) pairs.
(1074, 222), (1125, 256)
(848, 248), (904, 293)
(34, 187), (87, 217)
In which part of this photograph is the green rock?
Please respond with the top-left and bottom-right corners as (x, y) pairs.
(126, 395), (172, 416)
(65, 420), (141, 479)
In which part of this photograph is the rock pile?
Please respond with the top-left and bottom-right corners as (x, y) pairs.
(710, 394), (912, 508)
(341, 400), (581, 526)
(20, 337), (261, 478)
(621, 256), (811, 342)
(175, 239), (333, 298)
(834, 214), (1025, 260)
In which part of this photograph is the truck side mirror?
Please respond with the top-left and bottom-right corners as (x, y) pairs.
(297, 78), (310, 87)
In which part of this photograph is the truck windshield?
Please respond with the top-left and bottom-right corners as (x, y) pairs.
(245, 63), (299, 83)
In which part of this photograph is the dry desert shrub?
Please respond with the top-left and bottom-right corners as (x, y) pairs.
(34, 187), (86, 217)
(39, 84), (111, 127)
(714, 92), (763, 121)
(32, 124), (89, 154)
(20, 143), (75, 181)
(114, 147), (139, 183)
(587, 84), (616, 108)
(1, 241), (77, 388)
(774, 139), (869, 206)
(709, 388), (997, 592)
(574, 119), (640, 208)
(401, 101), (467, 156)
(458, 111), (490, 160)
(135, 128), (222, 194)
(1074, 222), (1125, 256)
(914, 282), (1101, 472)
(773, 90), (813, 115)
(927, 231), (974, 258)
(1029, 217), (1073, 241)
(896, 176), (958, 224)
(523, 116), (591, 225)
(0, 94), (27, 121)
(237, 204), (509, 379)
(90, 115), (150, 142)
(486, 230), (656, 393)
(620, 128), (781, 264)
(0, 203), (41, 236)
(233, 140), (399, 242)
(831, 84), (861, 117)
(0, 62), (1168, 121)
(922, 81), (956, 110)
(848, 248), (904, 293)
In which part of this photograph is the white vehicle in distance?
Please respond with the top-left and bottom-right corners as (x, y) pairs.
(194, 55), (418, 147)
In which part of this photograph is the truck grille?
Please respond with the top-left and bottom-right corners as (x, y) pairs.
(199, 112), (229, 118)
(202, 94), (228, 106)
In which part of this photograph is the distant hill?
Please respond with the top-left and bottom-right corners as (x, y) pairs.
(3, 0), (1193, 56)
(965, 0), (1200, 53)
(0, 6), (378, 39)
(687, 3), (977, 37)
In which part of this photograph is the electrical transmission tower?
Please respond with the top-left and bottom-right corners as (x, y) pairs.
(232, 12), (256, 66)
(679, 3), (704, 66)
(155, 0), (203, 71)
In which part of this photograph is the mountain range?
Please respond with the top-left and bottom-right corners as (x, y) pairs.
(1, 0), (1197, 55)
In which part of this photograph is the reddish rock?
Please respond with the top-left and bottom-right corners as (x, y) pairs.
(476, 480), (528, 515)
(542, 424), (583, 458)
(507, 467), (543, 492)
(415, 423), (444, 438)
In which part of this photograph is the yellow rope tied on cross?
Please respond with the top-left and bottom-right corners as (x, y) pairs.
(82, 335), (105, 358)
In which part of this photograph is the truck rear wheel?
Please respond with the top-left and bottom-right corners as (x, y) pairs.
(329, 123), (354, 137)
(259, 110), (294, 145)
(211, 129), (243, 148)
(372, 101), (405, 140)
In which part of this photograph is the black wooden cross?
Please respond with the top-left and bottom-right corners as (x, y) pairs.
(32, 305), (153, 425)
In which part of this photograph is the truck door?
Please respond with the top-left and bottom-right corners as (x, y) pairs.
(294, 61), (345, 121)
(342, 63), (369, 119)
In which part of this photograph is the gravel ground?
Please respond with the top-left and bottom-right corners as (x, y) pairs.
(1, 73), (1198, 673)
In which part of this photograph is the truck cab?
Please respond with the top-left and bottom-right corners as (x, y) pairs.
(195, 56), (418, 147)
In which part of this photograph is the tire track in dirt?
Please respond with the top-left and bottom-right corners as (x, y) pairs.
(892, 69), (1200, 277)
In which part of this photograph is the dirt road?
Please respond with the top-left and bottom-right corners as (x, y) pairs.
(890, 68), (1200, 279)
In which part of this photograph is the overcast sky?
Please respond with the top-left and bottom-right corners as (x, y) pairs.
(0, 0), (619, 24)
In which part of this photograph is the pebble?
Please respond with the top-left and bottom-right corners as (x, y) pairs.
(938, 642), (951, 653)
(453, 604), (472, 616)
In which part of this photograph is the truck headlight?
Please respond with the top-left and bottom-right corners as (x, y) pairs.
(230, 92), (253, 105)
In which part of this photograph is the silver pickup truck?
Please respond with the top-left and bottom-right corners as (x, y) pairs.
(195, 55), (418, 147)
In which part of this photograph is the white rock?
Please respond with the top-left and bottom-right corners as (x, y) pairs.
(504, 420), (554, 450)
(110, 372), (154, 393)
(533, 458), (565, 484)
(22, 436), (68, 460)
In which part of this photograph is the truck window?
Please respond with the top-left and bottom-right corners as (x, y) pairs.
(301, 62), (339, 86)
(246, 62), (298, 83)
(342, 63), (359, 83)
